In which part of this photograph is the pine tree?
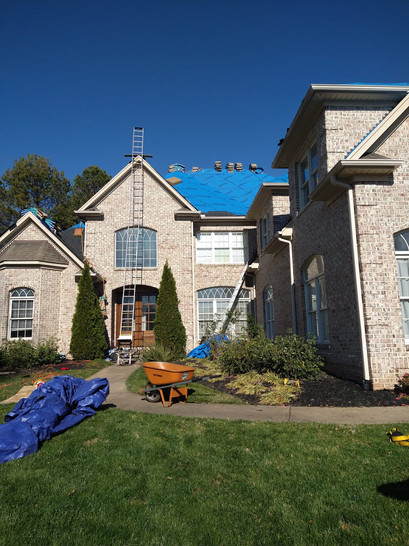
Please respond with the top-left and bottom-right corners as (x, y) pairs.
(154, 261), (187, 359)
(70, 261), (108, 359)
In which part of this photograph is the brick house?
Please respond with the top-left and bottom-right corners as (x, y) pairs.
(0, 160), (286, 356)
(259, 83), (409, 389)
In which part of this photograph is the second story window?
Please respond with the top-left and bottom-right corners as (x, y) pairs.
(115, 227), (157, 268)
(196, 232), (247, 264)
(260, 213), (270, 250)
(298, 143), (318, 209)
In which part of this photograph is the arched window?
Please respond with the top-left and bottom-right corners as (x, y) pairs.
(263, 286), (274, 339)
(394, 230), (409, 341)
(302, 256), (329, 343)
(115, 227), (157, 268)
(197, 286), (250, 339)
(9, 288), (34, 339)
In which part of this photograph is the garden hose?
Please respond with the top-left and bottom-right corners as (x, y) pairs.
(388, 428), (409, 446)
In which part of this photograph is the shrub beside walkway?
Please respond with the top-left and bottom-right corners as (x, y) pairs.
(90, 364), (409, 425)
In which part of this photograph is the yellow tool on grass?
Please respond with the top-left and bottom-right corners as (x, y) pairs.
(388, 428), (409, 446)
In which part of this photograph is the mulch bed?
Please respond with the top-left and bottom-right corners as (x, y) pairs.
(200, 373), (407, 408)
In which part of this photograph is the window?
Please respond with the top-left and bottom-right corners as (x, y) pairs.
(141, 295), (156, 332)
(298, 142), (318, 209)
(394, 230), (409, 342)
(196, 232), (247, 264)
(197, 286), (250, 338)
(8, 288), (34, 339)
(115, 227), (157, 268)
(302, 256), (329, 343)
(260, 213), (270, 249)
(263, 286), (274, 339)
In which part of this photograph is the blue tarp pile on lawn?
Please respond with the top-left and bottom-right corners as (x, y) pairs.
(186, 334), (229, 358)
(0, 375), (109, 464)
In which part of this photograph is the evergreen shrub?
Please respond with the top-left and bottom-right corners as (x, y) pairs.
(141, 342), (180, 363)
(154, 261), (187, 359)
(70, 261), (107, 360)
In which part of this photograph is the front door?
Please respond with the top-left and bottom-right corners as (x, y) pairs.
(116, 291), (157, 347)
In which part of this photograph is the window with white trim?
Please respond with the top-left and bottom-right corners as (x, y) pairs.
(394, 230), (409, 342)
(197, 286), (250, 338)
(260, 213), (270, 250)
(298, 142), (318, 209)
(302, 256), (329, 343)
(263, 286), (274, 339)
(115, 227), (157, 268)
(196, 232), (247, 264)
(8, 288), (34, 339)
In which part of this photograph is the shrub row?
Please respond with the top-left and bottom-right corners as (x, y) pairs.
(217, 332), (324, 380)
(0, 338), (61, 370)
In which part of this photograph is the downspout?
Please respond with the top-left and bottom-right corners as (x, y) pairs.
(277, 236), (297, 334)
(330, 176), (371, 389)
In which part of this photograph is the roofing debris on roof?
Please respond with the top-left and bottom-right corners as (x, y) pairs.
(165, 163), (288, 216)
(21, 208), (59, 234)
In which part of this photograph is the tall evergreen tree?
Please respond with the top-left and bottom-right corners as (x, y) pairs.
(70, 261), (108, 359)
(154, 261), (187, 359)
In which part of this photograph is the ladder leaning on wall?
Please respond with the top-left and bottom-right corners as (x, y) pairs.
(118, 127), (145, 348)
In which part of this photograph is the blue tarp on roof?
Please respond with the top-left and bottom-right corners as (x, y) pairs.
(166, 169), (288, 215)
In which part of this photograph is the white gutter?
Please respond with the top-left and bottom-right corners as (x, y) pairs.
(191, 223), (197, 347)
(277, 235), (297, 334)
(330, 176), (371, 388)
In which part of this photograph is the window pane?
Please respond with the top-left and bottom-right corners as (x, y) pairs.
(215, 249), (230, 263)
(394, 232), (409, 252)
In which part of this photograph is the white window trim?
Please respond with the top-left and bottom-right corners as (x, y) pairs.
(197, 287), (250, 338)
(196, 231), (247, 264)
(263, 286), (274, 339)
(298, 142), (318, 210)
(8, 288), (35, 340)
(394, 231), (409, 344)
(303, 258), (329, 344)
(115, 227), (157, 269)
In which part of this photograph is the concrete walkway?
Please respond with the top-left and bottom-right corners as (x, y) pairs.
(90, 364), (409, 425)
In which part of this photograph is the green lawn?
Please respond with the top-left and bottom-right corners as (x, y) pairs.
(1, 406), (409, 545)
(0, 359), (111, 403)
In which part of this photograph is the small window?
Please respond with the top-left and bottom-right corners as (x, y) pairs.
(9, 288), (34, 339)
(394, 230), (409, 342)
(302, 256), (329, 343)
(260, 213), (270, 250)
(196, 232), (247, 264)
(197, 286), (250, 338)
(263, 286), (274, 339)
(115, 227), (157, 268)
(298, 143), (318, 209)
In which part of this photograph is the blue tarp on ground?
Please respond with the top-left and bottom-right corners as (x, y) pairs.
(0, 375), (109, 464)
(187, 335), (229, 359)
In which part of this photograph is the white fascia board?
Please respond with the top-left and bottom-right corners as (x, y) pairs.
(0, 212), (84, 269)
(347, 93), (409, 160)
(0, 261), (67, 270)
(246, 182), (289, 219)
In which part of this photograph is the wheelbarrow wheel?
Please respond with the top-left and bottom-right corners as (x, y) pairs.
(145, 383), (161, 403)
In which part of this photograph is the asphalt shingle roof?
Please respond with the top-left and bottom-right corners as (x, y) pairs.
(0, 241), (68, 265)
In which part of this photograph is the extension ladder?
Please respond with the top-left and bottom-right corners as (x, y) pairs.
(118, 127), (144, 347)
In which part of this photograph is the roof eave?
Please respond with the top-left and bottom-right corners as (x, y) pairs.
(310, 158), (404, 202)
(272, 84), (409, 169)
(246, 183), (289, 220)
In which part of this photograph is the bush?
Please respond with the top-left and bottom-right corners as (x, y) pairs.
(141, 342), (180, 363)
(217, 331), (324, 379)
(154, 261), (187, 359)
(269, 332), (324, 380)
(218, 336), (276, 375)
(0, 337), (60, 370)
(396, 372), (409, 395)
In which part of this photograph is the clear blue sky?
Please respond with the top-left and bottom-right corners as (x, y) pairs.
(1, 0), (408, 183)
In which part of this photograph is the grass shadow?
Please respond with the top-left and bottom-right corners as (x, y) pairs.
(378, 478), (409, 501)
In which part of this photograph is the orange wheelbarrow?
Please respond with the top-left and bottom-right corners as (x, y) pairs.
(140, 361), (196, 407)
